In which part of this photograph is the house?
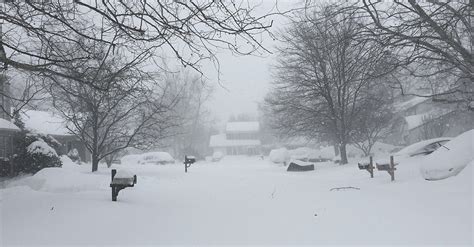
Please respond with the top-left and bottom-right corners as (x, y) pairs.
(209, 121), (261, 155)
(22, 110), (91, 162)
(0, 79), (20, 160)
(387, 96), (474, 145)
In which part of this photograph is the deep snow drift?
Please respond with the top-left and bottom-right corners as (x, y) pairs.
(1, 154), (472, 245)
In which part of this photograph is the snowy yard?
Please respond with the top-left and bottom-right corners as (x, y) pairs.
(1, 156), (472, 246)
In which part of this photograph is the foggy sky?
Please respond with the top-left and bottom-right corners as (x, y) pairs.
(203, 1), (296, 122)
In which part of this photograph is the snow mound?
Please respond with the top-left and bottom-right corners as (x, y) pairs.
(8, 167), (108, 193)
(121, 152), (175, 165)
(212, 151), (224, 162)
(420, 130), (474, 180)
(269, 148), (290, 164)
(60, 155), (78, 169)
(27, 140), (57, 157)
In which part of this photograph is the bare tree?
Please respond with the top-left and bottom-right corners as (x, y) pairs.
(361, 0), (473, 110)
(351, 81), (395, 156)
(47, 43), (180, 172)
(266, 4), (395, 164)
(157, 70), (215, 159)
(0, 0), (281, 83)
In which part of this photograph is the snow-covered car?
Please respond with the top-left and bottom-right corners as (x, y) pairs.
(139, 152), (175, 165)
(269, 148), (290, 164)
(420, 130), (473, 180)
(394, 137), (452, 157)
(212, 151), (224, 162)
(289, 147), (331, 162)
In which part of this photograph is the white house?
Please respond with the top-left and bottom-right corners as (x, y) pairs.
(209, 121), (261, 155)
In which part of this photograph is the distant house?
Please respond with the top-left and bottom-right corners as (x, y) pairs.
(209, 121), (261, 155)
(386, 96), (474, 145)
(22, 110), (91, 162)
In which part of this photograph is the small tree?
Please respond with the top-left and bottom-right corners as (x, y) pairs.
(351, 80), (395, 156)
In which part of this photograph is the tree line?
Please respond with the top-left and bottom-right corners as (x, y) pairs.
(0, 0), (277, 172)
(264, 1), (472, 164)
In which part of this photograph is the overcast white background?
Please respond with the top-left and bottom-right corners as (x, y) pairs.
(202, 0), (298, 122)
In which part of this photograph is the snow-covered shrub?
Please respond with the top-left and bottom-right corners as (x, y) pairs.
(11, 130), (62, 174)
(420, 130), (474, 180)
(67, 148), (81, 163)
(212, 151), (224, 162)
(27, 140), (58, 157)
(269, 148), (290, 165)
(60, 155), (78, 169)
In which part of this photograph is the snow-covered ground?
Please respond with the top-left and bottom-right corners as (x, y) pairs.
(1, 155), (472, 246)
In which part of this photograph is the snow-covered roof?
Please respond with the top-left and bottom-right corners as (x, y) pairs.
(395, 96), (430, 111)
(0, 118), (20, 131)
(209, 134), (261, 147)
(22, 110), (71, 136)
(404, 113), (431, 130)
(404, 108), (454, 131)
(225, 122), (259, 132)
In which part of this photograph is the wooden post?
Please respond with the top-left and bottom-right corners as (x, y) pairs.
(9, 160), (14, 177)
(112, 187), (117, 201)
(369, 156), (374, 178)
(390, 156), (395, 181)
(111, 169), (117, 201)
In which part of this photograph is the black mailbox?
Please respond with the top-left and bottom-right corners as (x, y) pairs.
(184, 155), (196, 173)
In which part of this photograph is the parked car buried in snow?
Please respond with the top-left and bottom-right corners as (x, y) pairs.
(212, 151), (224, 162)
(394, 137), (452, 158)
(138, 152), (175, 165)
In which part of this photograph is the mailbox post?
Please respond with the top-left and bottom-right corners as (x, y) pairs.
(184, 155), (196, 173)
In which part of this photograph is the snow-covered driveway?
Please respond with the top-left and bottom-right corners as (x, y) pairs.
(1, 156), (472, 245)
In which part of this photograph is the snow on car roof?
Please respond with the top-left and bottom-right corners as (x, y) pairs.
(395, 137), (452, 156)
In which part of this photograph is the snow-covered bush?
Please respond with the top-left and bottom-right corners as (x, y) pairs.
(420, 130), (473, 180)
(212, 151), (224, 162)
(11, 130), (62, 174)
(269, 148), (290, 165)
(27, 140), (58, 157)
(67, 148), (81, 163)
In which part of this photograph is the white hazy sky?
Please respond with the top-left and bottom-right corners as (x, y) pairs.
(202, 0), (298, 122)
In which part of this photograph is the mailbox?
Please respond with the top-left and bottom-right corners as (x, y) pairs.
(184, 155), (196, 173)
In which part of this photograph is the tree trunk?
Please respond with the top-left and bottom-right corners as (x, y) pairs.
(339, 143), (348, 164)
(91, 153), (99, 172)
